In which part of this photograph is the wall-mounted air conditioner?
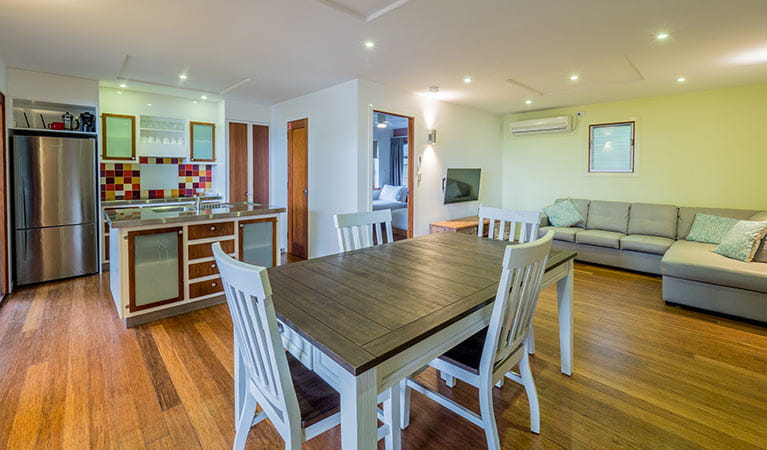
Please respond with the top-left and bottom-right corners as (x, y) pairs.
(509, 116), (571, 135)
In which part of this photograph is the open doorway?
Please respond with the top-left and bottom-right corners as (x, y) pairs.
(372, 111), (414, 240)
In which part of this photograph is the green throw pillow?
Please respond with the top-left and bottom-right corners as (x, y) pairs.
(686, 214), (739, 244)
(543, 200), (583, 227)
(714, 221), (767, 262)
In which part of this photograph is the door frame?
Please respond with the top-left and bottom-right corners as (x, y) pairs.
(0, 92), (8, 298)
(372, 110), (415, 238)
(287, 118), (309, 259)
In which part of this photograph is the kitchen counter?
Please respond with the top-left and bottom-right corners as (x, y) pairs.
(104, 202), (286, 228)
(107, 201), (284, 327)
(101, 195), (222, 207)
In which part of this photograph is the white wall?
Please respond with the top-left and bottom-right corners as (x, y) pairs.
(100, 87), (227, 196)
(268, 78), (503, 258)
(270, 80), (359, 258)
(0, 57), (7, 95)
(357, 80), (504, 237)
(8, 69), (98, 106)
(225, 99), (271, 124)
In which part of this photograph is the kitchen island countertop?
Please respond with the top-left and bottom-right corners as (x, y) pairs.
(105, 202), (286, 228)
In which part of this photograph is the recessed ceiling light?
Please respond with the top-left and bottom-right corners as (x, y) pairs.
(364, 41), (375, 49)
(179, 74), (188, 80)
(525, 99), (532, 105)
(676, 77), (686, 83)
(193, 100), (198, 104)
(463, 76), (472, 84)
(656, 32), (670, 40)
(201, 95), (207, 100)
(569, 74), (580, 81)
(119, 83), (126, 88)
(147, 103), (152, 107)
(429, 86), (440, 93)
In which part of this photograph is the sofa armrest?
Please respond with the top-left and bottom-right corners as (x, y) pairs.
(372, 190), (381, 200)
(539, 213), (550, 228)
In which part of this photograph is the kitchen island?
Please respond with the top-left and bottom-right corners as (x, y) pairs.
(105, 202), (286, 327)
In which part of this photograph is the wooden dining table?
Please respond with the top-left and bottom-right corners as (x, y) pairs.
(235, 231), (576, 449)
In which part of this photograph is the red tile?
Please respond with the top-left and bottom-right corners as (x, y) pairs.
(106, 184), (115, 191)
(106, 170), (115, 177)
(133, 183), (141, 190)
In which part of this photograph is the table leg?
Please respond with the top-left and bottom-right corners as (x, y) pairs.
(557, 260), (574, 376)
(339, 368), (378, 450)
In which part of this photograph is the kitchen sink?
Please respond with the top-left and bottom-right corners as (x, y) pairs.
(152, 205), (193, 212)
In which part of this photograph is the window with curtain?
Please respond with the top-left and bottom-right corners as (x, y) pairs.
(589, 122), (635, 173)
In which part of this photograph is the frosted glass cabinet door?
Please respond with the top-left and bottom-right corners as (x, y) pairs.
(128, 227), (183, 311)
(190, 122), (215, 161)
(239, 218), (276, 267)
(102, 113), (136, 160)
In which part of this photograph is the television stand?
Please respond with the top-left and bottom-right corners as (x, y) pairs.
(429, 216), (489, 236)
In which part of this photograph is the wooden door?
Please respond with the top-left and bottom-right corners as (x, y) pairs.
(287, 119), (308, 259)
(228, 122), (248, 202)
(0, 92), (7, 298)
(252, 124), (269, 205)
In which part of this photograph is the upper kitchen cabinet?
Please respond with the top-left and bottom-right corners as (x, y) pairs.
(190, 122), (215, 162)
(102, 113), (136, 161)
(137, 115), (188, 158)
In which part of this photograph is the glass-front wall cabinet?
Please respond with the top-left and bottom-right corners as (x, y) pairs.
(102, 113), (136, 160)
(190, 122), (215, 161)
(239, 218), (276, 267)
(128, 227), (183, 311)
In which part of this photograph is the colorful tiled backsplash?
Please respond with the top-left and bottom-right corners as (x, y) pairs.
(100, 157), (213, 201)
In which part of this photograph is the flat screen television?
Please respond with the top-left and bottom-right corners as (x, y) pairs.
(443, 168), (481, 204)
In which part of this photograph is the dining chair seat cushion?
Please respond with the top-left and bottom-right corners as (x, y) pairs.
(286, 352), (340, 427)
(438, 327), (526, 375)
(438, 328), (488, 374)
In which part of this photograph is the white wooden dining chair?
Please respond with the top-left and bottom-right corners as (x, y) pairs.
(475, 205), (542, 360)
(400, 231), (554, 450)
(478, 205), (541, 243)
(334, 209), (394, 252)
(213, 243), (401, 450)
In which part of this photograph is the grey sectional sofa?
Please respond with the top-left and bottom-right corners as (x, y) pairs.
(539, 199), (767, 322)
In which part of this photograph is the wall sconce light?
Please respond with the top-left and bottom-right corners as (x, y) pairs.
(427, 129), (437, 145)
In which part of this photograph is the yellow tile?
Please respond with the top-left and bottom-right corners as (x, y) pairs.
(186, 176), (193, 182)
(171, 189), (179, 197)
(105, 192), (115, 200)
(114, 177), (123, 185)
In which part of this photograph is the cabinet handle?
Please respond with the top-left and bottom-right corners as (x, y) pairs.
(210, 226), (216, 231)
(211, 282), (217, 287)
(210, 263), (216, 269)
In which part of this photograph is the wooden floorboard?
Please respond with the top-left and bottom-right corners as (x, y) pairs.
(0, 262), (765, 449)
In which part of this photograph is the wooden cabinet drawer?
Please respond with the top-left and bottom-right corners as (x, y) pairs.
(189, 260), (220, 279)
(188, 222), (234, 240)
(189, 277), (223, 298)
(188, 239), (234, 260)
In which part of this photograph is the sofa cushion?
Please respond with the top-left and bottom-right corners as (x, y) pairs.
(543, 200), (584, 227)
(576, 229), (625, 249)
(539, 226), (581, 243)
(750, 212), (767, 263)
(379, 184), (405, 202)
(621, 235), (674, 255)
(714, 221), (767, 262)
(686, 214), (740, 244)
(661, 240), (767, 293)
(628, 203), (678, 239)
(677, 207), (757, 240)
(555, 198), (590, 228)
(586, 201), (630, 234)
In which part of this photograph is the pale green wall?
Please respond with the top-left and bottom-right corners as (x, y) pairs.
(502, 83), (767, 211)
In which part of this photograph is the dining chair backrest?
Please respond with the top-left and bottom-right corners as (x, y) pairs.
(212, 242), (300, 435)
(480, 231), (554, 375)
(478, 205), (541, 243)
(334, 209), (394, 252)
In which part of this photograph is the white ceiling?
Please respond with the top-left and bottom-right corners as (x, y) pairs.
(0, 0), (765, 114)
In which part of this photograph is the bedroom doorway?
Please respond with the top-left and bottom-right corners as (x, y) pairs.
(372, 111), (414, 239)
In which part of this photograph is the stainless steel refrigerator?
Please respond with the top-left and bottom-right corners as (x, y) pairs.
(12, 135), (98, 285)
